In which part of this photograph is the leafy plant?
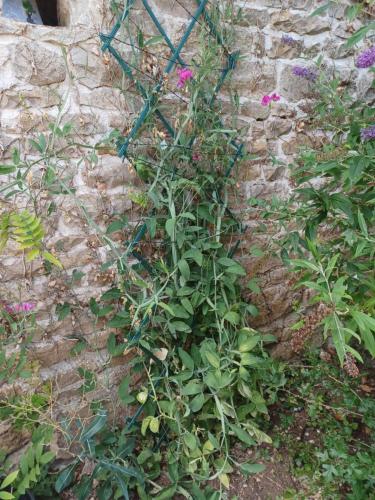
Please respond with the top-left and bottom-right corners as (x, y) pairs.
(53, 2), (285, 497)
(275, 352), (375, 499)
(0, 431), (54, 500)
(256, 50), (375, 365)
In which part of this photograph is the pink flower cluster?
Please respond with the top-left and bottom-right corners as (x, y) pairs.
(4, 302), (35, 314)
(261, 93), (281, 106)
(177, 68), (193, 88)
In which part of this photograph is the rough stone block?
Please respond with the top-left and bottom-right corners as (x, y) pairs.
(236, 7), (270, 29)
(271, 11), (330, 35)
(265, 117), (293, 139)
(279, 64), (315, 102)
(12, 41), (66, 85)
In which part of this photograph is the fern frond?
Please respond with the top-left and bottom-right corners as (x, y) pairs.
(0, 212), (10, 251)
(0, 209), (61, 267)
(10, 211), (44, 251)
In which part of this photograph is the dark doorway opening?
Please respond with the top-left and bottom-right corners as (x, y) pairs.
(36, 0), (59, 26)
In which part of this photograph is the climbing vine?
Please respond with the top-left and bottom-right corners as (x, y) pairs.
(50, 2), (284, 497)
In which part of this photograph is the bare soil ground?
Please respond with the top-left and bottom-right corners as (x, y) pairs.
(228, 444), (299, 500)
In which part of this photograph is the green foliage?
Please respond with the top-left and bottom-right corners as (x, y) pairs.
(275, 352), (375, 499)
(0, 308), (36, 384)
(256, 59), (375, 364)
(0, 429), (54, 500)
(0, 210), (44, 261)
(52, 3), (284, 498)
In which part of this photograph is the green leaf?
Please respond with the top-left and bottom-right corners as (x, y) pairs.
(118, 375), (135, 404)
(178, 259), (190, 280)
(247, 278), (261, 294)
(170, 321), (191, 332)
(292, 259), (319, 272)
(205, 351), (220, 369)
(250, 246), (264, 257)
(180, 211), (196, 221)
(99, 460), (142, 482)
(218, 257), (237, 267)
(78, 368), (97, 394)
(178, 348), (194, 371)
(141, 416), (151, 436)
(168, 304), (189, 319)
(149, 417), (160, 433)
(181, 381), (202, 396)
(204, 370), (233, 389)
(345, 21), (375, 48)
(1, 471), (19, 489)
(154, 484), (177, 500)
(0, 165), (16, 175)
(183, 248), (203, 266)
(81, 411), (107, 441)
(226, 264), (246, 276)
(177, 286), (195, 296)
(181, 298), (194, 315)
(309, 2), (332, 17)
(224, 311), (240, 325)
(56, 302), (71, 321)
(40, 451), (55, 464)
(219, 473), (230, 489)
(55, 461), (78, 493)
(328, 314), (346, 366)
(43, 251), (63, 268)
(240, 463), (266, 475)
(75, 475), (94, 500)
(108, 314), (130, 328)
(106, 218), (127, 234)
(352, 310), (375, 357)
(0, 492), (15, 500)
(238, 336), (259, 353)
(158, 301), (175, 316)
(190, 393), (205, 412)
(137, 448), (153, 465)
(229, 424), (256, 447)
(101, 288), (121, 301)
(107, 333), (126, 357)
(144, 35), (164, 47)
(165, 218), (175, 238)
(115, 474), (129, 500)
(183, 433), (197, 450)
(357, 209), (368, 238)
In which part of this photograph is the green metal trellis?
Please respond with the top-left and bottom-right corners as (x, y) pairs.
(99, 0), (245, 431)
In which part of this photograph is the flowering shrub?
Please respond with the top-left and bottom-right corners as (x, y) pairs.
(254, 21), (375, 366)
(355, 45), (375, 68)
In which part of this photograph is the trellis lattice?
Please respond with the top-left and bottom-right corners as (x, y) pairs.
(99, 0), (246, 431)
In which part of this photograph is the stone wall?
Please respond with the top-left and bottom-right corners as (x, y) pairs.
(0, 0), (371, 451)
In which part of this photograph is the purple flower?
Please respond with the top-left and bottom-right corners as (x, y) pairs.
(4, 302), (35, 314)
(177, 68), (193, 88)
(360, 125), (375, 141)
(281, 34), (296, 46)
(292, 65), (317, 82)
(356, 46), (375, 69)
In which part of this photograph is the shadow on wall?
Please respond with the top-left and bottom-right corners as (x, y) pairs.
(36, 0), (59, 26)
